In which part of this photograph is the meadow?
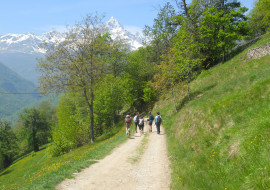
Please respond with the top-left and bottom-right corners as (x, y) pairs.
(153, 33), (270, 189)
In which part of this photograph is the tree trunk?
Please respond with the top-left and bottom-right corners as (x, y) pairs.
(90, 82), (94, 143)
(89, 54), (95, 143)
(182, 0), (189, 17)
(83, 87), (94, 144)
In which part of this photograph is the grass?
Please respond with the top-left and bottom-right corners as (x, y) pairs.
(153, 33), (270, 189)
(0, 122), (128, 190)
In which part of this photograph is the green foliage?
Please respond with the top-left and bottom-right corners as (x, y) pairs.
(49, 93), (89, 156)
(20, 108), (50, 152)
(199, 1), (248, 64)
(172, 20), (204, 78)
(0, 121), (18, 170)
(94, 75), (130, 131)
(124, 47), (157, 111)
(142, 84), (156, 105)
(248, 0), (270, 36)
(144, 2), (178, 63)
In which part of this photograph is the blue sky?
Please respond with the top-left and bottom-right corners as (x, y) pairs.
(0, 0), (255, 35)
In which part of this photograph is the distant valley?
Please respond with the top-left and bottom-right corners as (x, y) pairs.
(0, 62), (41, 120)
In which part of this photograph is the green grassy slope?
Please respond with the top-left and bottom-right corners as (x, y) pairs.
(154, 33), (270, 189)
(0, 123), (127, 190)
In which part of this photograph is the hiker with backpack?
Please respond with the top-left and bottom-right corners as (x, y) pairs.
(125, 112), (132, 137)
(147, 112), (154, 132)
(155, 112), (162, 134)
(138, 116), (145, 136)
(133, 112), (139, 133)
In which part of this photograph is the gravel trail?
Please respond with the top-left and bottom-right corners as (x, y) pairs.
(56, 123), (171, 190)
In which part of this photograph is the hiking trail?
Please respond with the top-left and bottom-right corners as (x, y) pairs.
(56, 123), (171, 190)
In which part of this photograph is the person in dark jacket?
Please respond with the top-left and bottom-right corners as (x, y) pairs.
(147, 112), (154, 132)
(155, 112), (162, 134)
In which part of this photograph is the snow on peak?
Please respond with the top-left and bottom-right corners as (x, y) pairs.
(105, 17), (143, 50)
(0, 17), (143, 54)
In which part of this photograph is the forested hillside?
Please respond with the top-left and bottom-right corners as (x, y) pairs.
(0, 62), (40, 119)
(0, 0), (269, 189)
(0, 53), (43, 84)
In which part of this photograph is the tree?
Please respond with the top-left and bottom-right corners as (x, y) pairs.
(124, 47), (157, 111)
(151, 48), (179, 112)
(200, 1), (248, 64)
(0, 121), (18, 169)
(144, 2), (178, 64)
(172, 20), (204, 100)
(248, 0), (270, 36)
(20, 108), (49, 152)
(49, 93), (89, 156)
(38, 13), (111, 143)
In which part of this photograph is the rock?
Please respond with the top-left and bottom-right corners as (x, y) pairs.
(246, 43), (270, 60)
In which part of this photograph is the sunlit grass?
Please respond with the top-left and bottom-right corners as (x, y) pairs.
(154, 33), (270, 189)
(0, 122), (127, 190)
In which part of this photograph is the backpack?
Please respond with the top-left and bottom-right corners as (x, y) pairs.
(139, 118), (144, 126)
(134, 115), (139, 123)
(126, 115), (131, 123)
(150, 115), (154, 121)
(156, 115), (161, 124)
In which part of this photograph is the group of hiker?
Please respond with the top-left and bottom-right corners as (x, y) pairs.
(125, 111), (162, 137)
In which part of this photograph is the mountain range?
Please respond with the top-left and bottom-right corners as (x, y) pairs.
(0, 17), (142, 120)
(0, 17), (143, 83)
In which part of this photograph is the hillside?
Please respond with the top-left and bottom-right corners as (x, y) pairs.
(0, 62), (41, 120)
(0, 52), (43, 84)
(0, 33), (269, 190)
(154, 33), (270, 189)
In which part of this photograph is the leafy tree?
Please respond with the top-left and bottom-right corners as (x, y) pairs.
(38, 14), (112, 143)
(248, 0), (270, 36)
(151, 48), (179, 112)
(173, 20), (204, 99)
(94, 75), (130, 131)
(200, 1), (248, 64)
(0, 121), (18, 169)
(49, 93), (89, 156)
(124, 47), (157, 111)
(144, 2), (178, 64)
(20, 108), (50, 152)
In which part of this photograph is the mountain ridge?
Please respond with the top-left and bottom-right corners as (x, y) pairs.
(0, 17), (143, 83)
(0, 17), (143, 55)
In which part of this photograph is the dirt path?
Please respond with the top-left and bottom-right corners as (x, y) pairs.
(56, 123), (171, 190)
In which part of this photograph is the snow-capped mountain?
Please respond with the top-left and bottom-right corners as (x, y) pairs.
(0, 17), (143, 84)
(105, 17), (143, 50)
(0, 17), (143, 54)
